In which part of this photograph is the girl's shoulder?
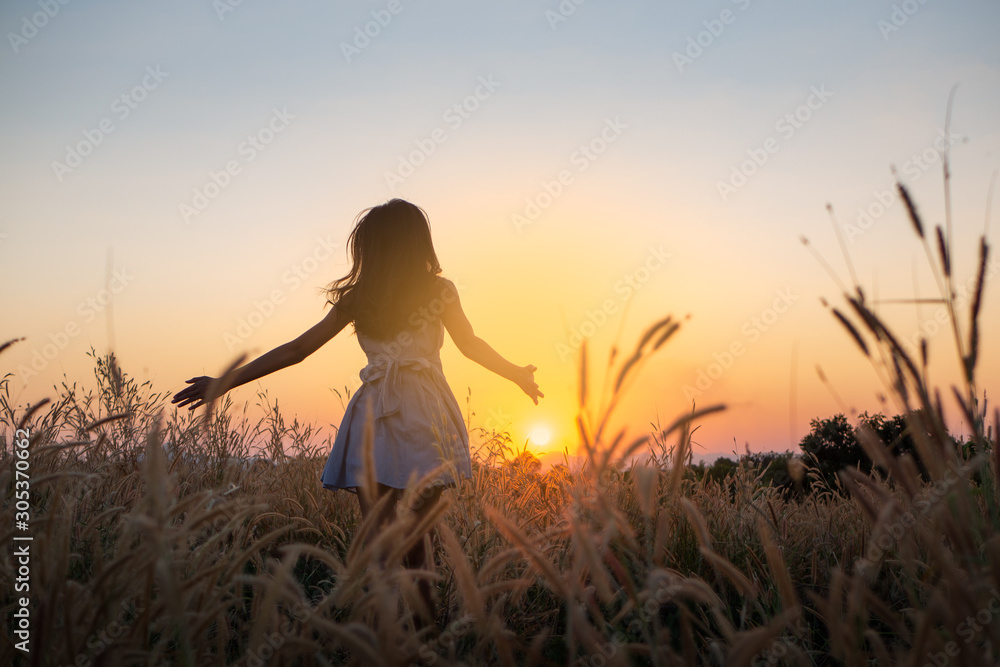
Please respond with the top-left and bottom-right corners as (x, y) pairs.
(431, 274), (458, 299)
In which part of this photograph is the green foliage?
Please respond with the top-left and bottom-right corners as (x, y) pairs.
(800, 413), (867, 490)
(705, 456), (736, 484)
(690, 451), (810, 499)
(799, 411), (937, 490)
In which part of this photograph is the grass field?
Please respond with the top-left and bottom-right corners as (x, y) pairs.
(2, 183), (999, 666)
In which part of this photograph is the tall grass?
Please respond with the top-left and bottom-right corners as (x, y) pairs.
(1, 181), (997, 665)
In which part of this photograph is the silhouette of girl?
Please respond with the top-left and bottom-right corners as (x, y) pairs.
(171, 198), (543, 623)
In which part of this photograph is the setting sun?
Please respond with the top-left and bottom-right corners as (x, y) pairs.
(528, 425), (552, 446)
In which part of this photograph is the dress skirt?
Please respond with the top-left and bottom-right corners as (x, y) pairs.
(321, 317), (472, 491)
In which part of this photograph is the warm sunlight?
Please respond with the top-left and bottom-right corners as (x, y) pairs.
(528, 425), (552, 446)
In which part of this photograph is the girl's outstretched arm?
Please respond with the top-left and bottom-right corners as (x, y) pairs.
(171, 305), (350, 410)
(438, 278), (543, 405)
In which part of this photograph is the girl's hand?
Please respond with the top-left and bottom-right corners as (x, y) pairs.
(171, 376), (218, 411)
(512, 364), (544, 405)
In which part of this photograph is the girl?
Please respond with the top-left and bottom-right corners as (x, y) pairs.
(171, 198), (543, 622)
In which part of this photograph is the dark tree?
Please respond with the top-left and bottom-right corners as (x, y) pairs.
(705, 456), (736, 484)
(800, 411), (935, 490)
(800, 414), (866, 490)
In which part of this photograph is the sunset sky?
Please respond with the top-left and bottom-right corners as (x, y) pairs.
(2, 0), (999, 462)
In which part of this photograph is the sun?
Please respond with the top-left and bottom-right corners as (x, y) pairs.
(528, 425), (552, 447)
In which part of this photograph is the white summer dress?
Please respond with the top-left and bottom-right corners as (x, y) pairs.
(320, 314), (472, 491)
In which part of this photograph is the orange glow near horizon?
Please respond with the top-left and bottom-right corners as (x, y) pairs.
(5, 220), (999, 464)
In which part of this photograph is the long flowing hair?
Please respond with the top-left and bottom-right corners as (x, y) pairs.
(326, 199), (443, 340)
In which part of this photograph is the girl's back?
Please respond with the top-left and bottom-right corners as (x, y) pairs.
(322, 292), (471, 491)
(356, 293), (448, 365)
